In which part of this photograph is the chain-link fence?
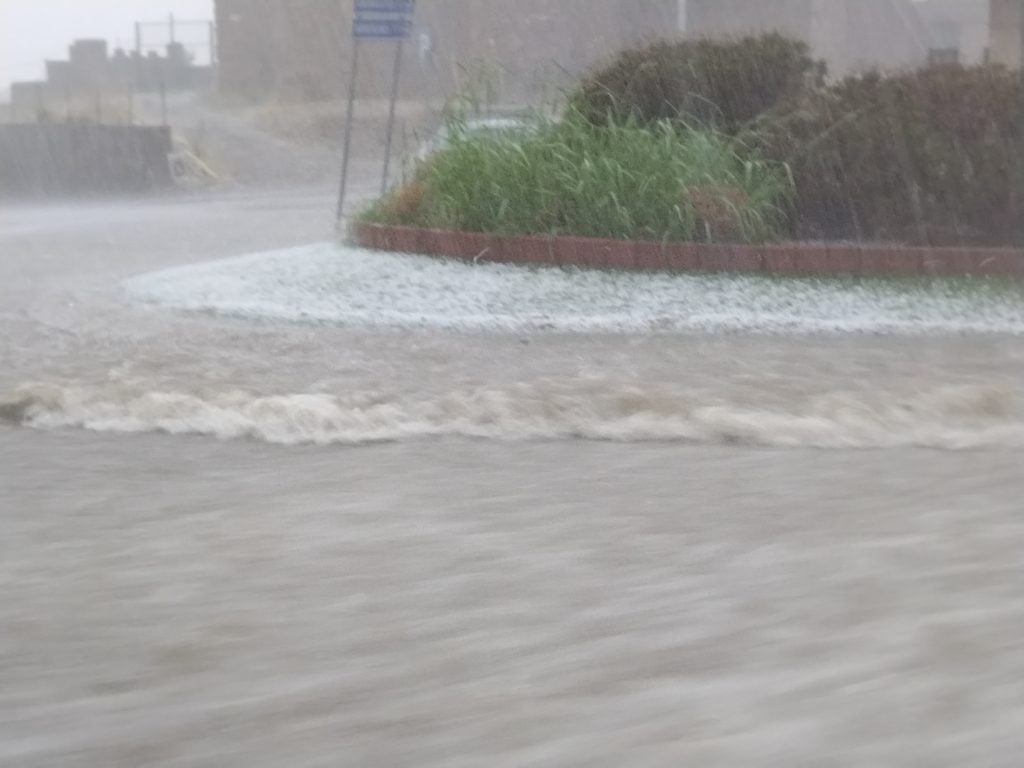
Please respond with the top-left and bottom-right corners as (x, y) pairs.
(135, 16), (218, 68)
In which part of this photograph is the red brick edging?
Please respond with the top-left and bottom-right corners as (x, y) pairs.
(350, 222), (1024, 278)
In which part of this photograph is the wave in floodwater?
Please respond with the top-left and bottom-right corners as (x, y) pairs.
(3, 381), (1022, 450)
(123, 242), (1024, 335)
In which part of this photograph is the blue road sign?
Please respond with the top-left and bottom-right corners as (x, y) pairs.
(354, 0), (414, 39)
(339, 0), (415, 219)
(356, 0), (414, 12)
(354, 19), (412, 39)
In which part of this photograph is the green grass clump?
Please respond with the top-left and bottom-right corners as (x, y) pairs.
(362, 112), (792, 244)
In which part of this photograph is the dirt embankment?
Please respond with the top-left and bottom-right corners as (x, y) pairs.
(135, 92), (439, 188)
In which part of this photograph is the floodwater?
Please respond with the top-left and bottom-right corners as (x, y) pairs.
(2, 188), (1024, 766)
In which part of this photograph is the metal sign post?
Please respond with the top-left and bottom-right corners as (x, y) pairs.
(336, 0), (415, 223)
(336, 41), (362, 222)
(380, 34), (406, 197)
(1017, 0), (1024, 244)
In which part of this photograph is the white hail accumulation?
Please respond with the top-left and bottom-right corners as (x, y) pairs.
(124, 242), (1024, 336)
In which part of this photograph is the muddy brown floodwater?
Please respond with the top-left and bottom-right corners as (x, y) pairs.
(2, 188), (1023, 766)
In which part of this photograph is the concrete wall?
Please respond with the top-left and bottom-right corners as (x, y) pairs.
(0, 124), (173, 196)
(9, 82), (47, 118)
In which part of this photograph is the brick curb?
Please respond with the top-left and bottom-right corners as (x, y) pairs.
(350, 222), (1024, 278)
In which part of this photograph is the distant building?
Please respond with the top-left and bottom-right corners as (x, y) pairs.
(686, 0), (934, 74)
(685, 0), (1006, 73)
(989, 0), (1023, 67)
(214, 0), (681, 101)
(212, 0), (1023, 104)
(916, 0), (991, 65)
(8, 36), (213, 122)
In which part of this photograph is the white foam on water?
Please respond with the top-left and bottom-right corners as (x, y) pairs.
(123, 242), (1024, 335)
(4, 381), (1022, 450)
(21, 241), (1005, 449)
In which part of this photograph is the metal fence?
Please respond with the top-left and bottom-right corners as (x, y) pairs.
(134, 16), (218, 68)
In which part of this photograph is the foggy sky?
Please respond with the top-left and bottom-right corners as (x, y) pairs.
(1, 0), (213, 90)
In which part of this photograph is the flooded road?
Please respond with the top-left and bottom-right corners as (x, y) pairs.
(2, 189), (1024, 766)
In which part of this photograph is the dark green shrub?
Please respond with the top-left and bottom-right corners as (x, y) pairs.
(755, 64), (1024, 245)
(570, 34), (825, 134)
(573, 33), (1024, 246)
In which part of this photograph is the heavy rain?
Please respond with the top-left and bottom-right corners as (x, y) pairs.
(2, 1), (1024, 765)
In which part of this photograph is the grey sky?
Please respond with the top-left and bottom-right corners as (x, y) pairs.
(1, 0), (213, 89)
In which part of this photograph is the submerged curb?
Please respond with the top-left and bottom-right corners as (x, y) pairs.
(351, 223), (1024, 278)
